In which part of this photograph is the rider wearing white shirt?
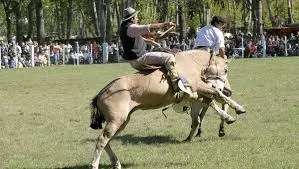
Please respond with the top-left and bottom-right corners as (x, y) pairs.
(193, 16), (226, 59)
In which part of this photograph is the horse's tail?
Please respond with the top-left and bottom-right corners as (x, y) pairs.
(90, 95), (105, 130)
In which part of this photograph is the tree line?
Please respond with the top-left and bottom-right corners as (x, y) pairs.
(0, 0), (298, 45)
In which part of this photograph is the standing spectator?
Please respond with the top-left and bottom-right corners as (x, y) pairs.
(246, 39), (255, 58)
(53, 43), (61, 65)
(92, 41), (99, 62)
(65, 42), (72, 63)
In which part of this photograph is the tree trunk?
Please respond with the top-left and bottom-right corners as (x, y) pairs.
(256, 0), (263, 38)
(35, 0), (45, 44)
(60, 2), (67, 39)
(55, 2), (60, 38)
(114, 0), (120, 35)
(27, 1), (34, 39)
(251, 0), (257, 42)
(105, 0), (111, 42)
(242, 0), (251, 34)
(93, 0), (100, 36)
(266, 0), (278, 27)
(232, 0), (237, 33)
(287, 0), (293, 24)
(126, 0), (134, 7)
(98, 0), (107, 42)
(79, 10), (85, 38)
(2, 1), (13, 42)
(66, 0), (73, 40)
(15, 2), (22, 44)
(177, 0), (184, 43)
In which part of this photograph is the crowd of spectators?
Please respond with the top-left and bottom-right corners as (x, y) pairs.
(0, 39), (122, 69)
(225, 31), (299, 58)
(1, 31), (299, 69)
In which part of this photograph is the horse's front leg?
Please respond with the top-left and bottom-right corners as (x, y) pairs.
(209, 101), (236, 124)
(215, 89), (246, 114)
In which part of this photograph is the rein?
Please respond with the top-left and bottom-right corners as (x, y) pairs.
(200, 54), (226, 83)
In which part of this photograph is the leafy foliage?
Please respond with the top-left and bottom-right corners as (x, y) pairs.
(0, 0), (298, 42)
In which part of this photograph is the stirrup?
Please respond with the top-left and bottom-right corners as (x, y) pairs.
(178, 79), (198, 99)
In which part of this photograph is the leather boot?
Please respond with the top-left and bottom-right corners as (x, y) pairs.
(165, 62), (188, 101)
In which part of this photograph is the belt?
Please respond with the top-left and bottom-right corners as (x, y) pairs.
(195, 46), (210, 49)
(195, 46), (211, 51)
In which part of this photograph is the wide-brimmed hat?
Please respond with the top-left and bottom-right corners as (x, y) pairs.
(122, 7), (138, 22)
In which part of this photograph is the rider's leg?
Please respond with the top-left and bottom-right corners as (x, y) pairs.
(165, 60), (181, 92)
(165, 59), (197, 100)
(134, 52), (196, 100)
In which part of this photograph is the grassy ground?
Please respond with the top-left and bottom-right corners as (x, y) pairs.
(0, 57), (298, 169)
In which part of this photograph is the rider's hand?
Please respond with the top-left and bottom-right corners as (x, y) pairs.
(164, 22), (175, 28)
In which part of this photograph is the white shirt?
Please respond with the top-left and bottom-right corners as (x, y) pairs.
(193, 25), (225, 53)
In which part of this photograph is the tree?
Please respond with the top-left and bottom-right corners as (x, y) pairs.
(66, 0), (73, 40)
(27, 0), (34, 39)
(177, 0), (185, 42)
(2, 0), (18, 42)
(287, 0), (293, 24)
(35, 0), (45, 44)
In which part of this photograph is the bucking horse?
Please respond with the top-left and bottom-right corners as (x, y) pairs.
(89, 49), (245, 169)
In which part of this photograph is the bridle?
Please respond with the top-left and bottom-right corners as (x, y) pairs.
(201, 55), (227, 84)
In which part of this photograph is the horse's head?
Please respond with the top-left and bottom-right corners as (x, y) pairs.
(201, 55), (228, 91)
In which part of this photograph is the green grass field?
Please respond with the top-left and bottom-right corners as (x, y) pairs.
(0, 57), (298, 169)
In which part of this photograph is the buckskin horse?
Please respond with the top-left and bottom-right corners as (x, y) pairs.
(89, 50), (245, 169)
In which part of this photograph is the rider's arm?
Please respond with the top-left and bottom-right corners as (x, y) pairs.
(149, 22), (175, 31)
(127, 24), (151, 37)
(143, 37), (161, 47)
(217, 30), (226, 59)
(219, 47), (226, 59)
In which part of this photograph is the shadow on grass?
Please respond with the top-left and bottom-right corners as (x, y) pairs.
(38, 163), (134, 169)
(114, 134), (180, 145)
(82, 134), (181, 145)
(194, 135), (243, 142)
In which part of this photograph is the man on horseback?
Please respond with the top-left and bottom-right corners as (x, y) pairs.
(193, 16), (226, 59)
(193, 15), (231, 96)
(119, 7), (197, 100)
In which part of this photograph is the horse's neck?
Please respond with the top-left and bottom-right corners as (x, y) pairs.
(176, 50), (211, 68)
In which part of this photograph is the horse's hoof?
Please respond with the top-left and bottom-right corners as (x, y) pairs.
(218, 131), (225, 137)
(183, 137), (192, 142)
(89, 165), (97, 169)
(112, 161), (122, 169)
(225, 116), (236, 124)
(195, 131), (202, 137)
(236, 109), (246, 114)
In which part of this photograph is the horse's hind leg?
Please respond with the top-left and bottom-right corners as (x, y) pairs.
(90, 121), (123, 169)
(218, 103), (229, 137)
(185, 101), (201, 142)
(104, 116), (131, 169)
(185, 100), (209, 142)
(105, 144), (121, 169)
(195, 100), (210, 137)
